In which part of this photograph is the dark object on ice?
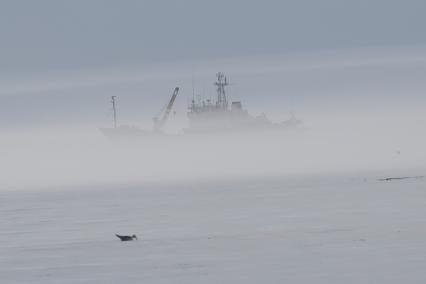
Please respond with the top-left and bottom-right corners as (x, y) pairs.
(116, 234), (138, 241)
(378, 176), (424, 182)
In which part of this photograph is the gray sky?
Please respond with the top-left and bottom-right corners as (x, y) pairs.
(1, 0), (426, 75)
(1, 0), (426, 129)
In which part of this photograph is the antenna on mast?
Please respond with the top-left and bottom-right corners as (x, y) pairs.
(111, 96), (117, 129)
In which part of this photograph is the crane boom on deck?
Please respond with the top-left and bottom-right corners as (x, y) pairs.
(153, 87), (179, 132)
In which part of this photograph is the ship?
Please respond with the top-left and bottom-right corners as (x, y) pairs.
(100, 72), (301, 142)
(184, 72), (301, 134)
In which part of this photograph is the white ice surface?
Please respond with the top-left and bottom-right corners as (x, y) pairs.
(1, 176), (426, 283)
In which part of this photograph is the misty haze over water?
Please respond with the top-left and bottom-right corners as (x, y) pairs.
(1, 46), (425, 189)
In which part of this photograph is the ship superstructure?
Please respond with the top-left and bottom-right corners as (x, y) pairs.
(185, 72), (300, 134)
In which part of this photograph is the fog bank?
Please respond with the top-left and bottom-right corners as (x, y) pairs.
(1, 48), (425, 190)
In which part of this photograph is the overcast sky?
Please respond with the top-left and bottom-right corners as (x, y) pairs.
(1, 0), (426, 129)
(1, 0), (426, 75)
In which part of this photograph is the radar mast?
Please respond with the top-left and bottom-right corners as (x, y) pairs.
(214, 72), (229, 109)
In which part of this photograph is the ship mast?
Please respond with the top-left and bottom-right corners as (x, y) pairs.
(214, 72), (229, 110)
(111, 96), (117, 129)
